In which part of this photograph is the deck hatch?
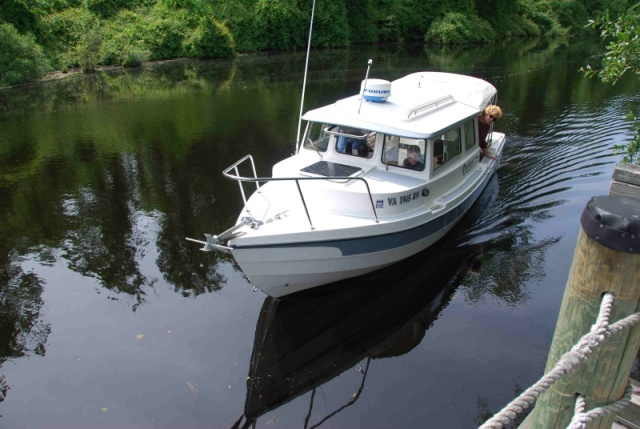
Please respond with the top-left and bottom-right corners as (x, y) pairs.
(300, 161), (362, 177)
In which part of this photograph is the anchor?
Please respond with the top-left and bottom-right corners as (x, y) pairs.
(185, 219), (250, 252)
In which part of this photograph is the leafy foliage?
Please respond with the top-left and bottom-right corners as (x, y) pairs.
(345, 0), (377, 44)
(99, 9), (150, 66)
(612, 113), (640, 165)
(252, 0), (305, 51)
(551, 0), (590, 34)
(209, 0), (259, 52)
(582, 4), (640, 164)
(141, 3), (195, 60)
(426, 13), (496, 45)
(0, 0), (39, 33)
(183, 17), (235, 59)
(0, 22), (50, 87)
(582, 6), (640, 84)
(0, 0), (634, 86)
(39, 7), (99, 71)
(520, 0), (567, 36)
(303, 0), (349, 48)
(83, 0), (148, 18)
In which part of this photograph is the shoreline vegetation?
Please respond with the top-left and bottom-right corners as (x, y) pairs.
(0, 0), (634, 89)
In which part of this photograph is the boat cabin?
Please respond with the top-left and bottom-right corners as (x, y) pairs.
(300, 118), (480, 179)
(289, 72), (499, 184)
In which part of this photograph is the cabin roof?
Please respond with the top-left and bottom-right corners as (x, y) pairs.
(302, 72), (497, 139)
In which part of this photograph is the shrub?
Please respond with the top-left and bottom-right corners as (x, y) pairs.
(121, 48), (147, 67)
(99, 9), (150, 66)
(552, 0), (590, 34)
(183, 17), (235, 59)
(209, 0), (259, 52)
(82, 0), (147, 18)
(520, 0), (568, 36)
(0, 0), (39, 34)
(307, 0), (349, 48)
(426, 13), (496, 45)
(252, 0), (305, 51)
(39, 7), (100, 71)
(345, 0), (377, 44)
(521, 1), (555, 32)
(76, 23), (102, 72)
(141, 4), (195, 60)
(0, 23), (50, 87)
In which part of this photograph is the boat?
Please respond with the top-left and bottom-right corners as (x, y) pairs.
(187, 68), (505, 298)
(229, 244), (475, 428)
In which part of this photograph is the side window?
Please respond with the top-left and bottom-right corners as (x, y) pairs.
(433, 139), (444, 171)
(382, 137), (425, 171)
(303, 122), (329, 152)
(432, 127), (462, 172)
(464, 120), (475, 152)
(443, 128), (461, 163)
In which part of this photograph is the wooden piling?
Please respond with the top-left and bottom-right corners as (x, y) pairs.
(520, 165), (640, 429)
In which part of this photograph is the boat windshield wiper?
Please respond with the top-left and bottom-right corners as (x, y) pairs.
(307, 137), (323, 159)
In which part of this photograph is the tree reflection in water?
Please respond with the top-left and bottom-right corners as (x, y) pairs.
(0, 255), (50, 405)
(461, 231), (560, 306)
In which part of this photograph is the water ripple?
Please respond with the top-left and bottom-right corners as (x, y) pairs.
(463, 94), (637, 244)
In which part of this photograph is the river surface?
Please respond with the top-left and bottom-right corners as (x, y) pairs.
(0, 37), (639, 428)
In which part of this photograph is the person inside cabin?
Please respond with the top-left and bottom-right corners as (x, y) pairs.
(403, 145), (424, 170)
(352, 132), (376, 157)
(478, 105), (503, 160)
(336, 128), (359, 154)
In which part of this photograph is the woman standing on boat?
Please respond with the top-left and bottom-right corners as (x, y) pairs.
(478, 105), (503, 160)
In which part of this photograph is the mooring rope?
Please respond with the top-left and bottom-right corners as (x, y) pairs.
(478, 292), (640, 429)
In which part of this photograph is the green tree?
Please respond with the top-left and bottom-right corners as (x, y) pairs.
(0, 0), (39, 33)
(0, 22), (50, 87)
(583, 4), (640, 164)
(183, 16), (235, 59)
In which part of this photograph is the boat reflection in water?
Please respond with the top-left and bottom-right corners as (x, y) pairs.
(231, 243), (479, 429)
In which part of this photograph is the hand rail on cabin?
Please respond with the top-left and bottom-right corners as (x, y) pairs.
(406, 96), (454, 118)
(222, 155), (380, 229)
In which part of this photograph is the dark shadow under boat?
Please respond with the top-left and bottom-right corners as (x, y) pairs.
(232, 242), (481, 428)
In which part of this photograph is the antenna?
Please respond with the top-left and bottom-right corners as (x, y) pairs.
(358, 59), (373, 114)
(294, 0), (317, 154)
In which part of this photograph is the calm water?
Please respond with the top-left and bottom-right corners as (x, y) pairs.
(1, 37), (639, 428)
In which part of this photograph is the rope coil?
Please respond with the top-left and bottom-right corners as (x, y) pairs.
(479, 293), (640, 429)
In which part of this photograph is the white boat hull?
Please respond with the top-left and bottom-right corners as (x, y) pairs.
(232, 223), (453, 298)
(231, 165), (494, 298)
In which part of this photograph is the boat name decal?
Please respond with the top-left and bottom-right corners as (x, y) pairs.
(388, 190), (423, 206)
(462, 158), (477, 176)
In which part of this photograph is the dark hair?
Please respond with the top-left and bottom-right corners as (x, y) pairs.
(408, 145), (421, 154)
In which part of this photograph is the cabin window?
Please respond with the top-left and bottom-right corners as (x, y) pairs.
(444, 128), (462, 162)
(463, 120), (476, 152)
(432, 127), (462, 171)
(302, 122), (330, 153)
(383, 136), (425, 171)
(433, 139), (444, 171)
(334, 128), (375, 159)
